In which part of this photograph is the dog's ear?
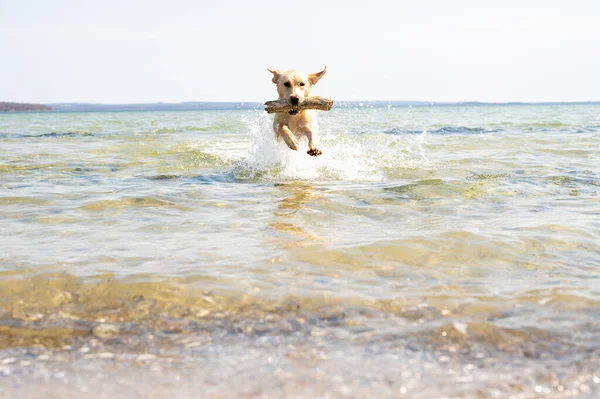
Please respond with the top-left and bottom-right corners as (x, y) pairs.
(309, 66), (327, 85)
(267, 68), (280, 84)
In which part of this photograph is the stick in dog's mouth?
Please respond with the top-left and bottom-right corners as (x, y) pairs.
(264, 97), (334, 114)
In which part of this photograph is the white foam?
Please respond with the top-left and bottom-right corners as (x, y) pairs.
(235, 111), (434, 182)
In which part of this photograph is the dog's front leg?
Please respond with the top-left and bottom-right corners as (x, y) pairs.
(277, 124), (299, 151)
(304, 127), (322, 157)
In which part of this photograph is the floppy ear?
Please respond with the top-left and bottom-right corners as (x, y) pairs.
(267, 68), (280, 84)
(309, 66), (327, 85)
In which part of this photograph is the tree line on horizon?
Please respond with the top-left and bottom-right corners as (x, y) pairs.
(0, 102), (54, 112)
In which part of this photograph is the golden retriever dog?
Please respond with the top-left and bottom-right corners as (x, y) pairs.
(267, 67), (327, 156)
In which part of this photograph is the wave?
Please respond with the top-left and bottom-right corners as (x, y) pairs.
(383, 126), (504, 135)
(381, 124), (600, 135)
(0, 131), (96, 139)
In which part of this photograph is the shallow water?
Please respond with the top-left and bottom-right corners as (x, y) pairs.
(1, 104), (600, 398)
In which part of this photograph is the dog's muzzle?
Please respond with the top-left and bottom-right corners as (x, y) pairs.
(288, 96), (300, 115)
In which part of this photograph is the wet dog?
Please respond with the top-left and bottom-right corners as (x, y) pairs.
(267, 67), (327, 156)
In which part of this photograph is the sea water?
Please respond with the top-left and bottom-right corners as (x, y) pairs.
(0, 104), (599, 398)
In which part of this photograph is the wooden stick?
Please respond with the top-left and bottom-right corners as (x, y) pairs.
(264, 96), (334, 113)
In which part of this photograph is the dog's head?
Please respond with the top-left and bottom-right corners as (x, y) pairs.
(267, 67), (327, 114)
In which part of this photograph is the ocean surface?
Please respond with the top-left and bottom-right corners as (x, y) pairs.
(1, 104), (599, 398)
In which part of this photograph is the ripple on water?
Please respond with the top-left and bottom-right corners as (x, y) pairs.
(79, 196), (193, 212)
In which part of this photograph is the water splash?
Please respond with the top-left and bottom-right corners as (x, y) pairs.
(234, 111), (433, 182)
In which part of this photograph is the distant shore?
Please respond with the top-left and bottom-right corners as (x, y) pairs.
(2, 101), (599, 113)
(0, 102), (54, 112)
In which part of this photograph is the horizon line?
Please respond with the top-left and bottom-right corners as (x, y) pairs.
(43, 100), (600, 105)
(2, 100), (600, 114)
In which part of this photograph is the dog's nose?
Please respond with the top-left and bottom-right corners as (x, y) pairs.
(289, 96), (299, 105)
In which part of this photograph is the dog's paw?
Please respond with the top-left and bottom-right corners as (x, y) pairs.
(307, 148), (322, 157)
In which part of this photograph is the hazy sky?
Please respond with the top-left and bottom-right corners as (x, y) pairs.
(1, 0), (599, 103)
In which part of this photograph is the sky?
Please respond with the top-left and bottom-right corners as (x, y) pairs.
(1, 0), (599, 104)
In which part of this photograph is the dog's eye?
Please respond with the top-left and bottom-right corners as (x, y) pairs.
(299, 82), (305, 87)
(283, 82), (291, 88)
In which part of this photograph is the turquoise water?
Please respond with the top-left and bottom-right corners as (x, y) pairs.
(1, 105), (600, 398)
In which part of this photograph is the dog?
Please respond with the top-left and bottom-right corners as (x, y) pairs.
(267, 67), (327, 156)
